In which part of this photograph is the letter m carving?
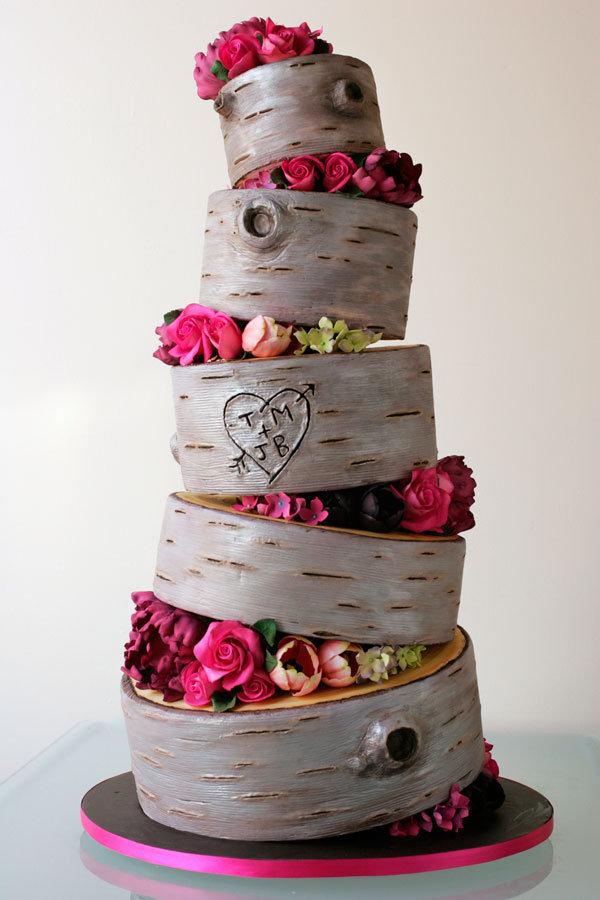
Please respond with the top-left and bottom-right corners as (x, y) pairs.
(270, 404), (293, 425)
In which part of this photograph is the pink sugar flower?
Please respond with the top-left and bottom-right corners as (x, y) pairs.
(483, 740), (500, 780)
(217, 32), (262, 80)
(237, 669), (276, 703)
(287, 495), (306, 519)
(432, 784), (470, 832)
(257, 492), (292, 519)
(257, 18), (320, 63)
(231, 495), (259, 512)
(269, 635), (322, 697)
(205, 310), (242, 360)
(165, 303), (216, 366)
(398, 467), (453, 533)
(194, 619), (264, 692)
(180, 660), (217, 707)
(241, 169), (279, 189)
(242, 315), (292, 358)
(318, 640), (361, 687)
(390, 811), (433, 837)
(298, 497), (328, 525)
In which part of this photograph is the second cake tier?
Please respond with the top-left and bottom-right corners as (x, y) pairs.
(170, 346), (436, 494)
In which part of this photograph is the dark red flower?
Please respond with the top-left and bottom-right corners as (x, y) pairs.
(352, 148), (423, 207)
(122, 591), (206, 702)
(437, 455), (476, 534)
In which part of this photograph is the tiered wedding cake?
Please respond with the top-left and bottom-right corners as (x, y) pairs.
(120, 18), (504, 843)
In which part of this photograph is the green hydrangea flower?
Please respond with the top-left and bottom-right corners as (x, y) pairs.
(357, 644), (427, 683)
(294, 317), (382, 355)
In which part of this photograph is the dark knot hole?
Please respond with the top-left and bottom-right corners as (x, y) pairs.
(243, 206), (275, 238)
(345, 81), (364, 102)
(386, 727), (418, 762)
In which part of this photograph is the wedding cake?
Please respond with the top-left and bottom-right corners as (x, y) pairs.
(120, 17), (504, 843)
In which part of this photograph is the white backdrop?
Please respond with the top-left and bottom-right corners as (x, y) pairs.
(2, 0), (599, 781)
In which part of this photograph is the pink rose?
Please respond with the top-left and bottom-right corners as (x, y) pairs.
(153, 319), (179, 365)
(181, 661), (217, 707)
(194, 620), (264, 691)
(193, 42), (225, 101)
(242, 315), (292, 358)
(218, 33), (262, 80)
(437, 455), (476, 535)
(399, 467), (453, 533)
(237, 669), (276, 703)
(205, 311), (242, 360)
(322, 153), (357, 192)
(352, 148), (423, 207)
(318, 640), (360, 687)
(165, 304), (216, 366)
(269, 635), (322, 697)
(281, 155), (325, 191)
(257, 19), (319, 63)
(241, 169), (278, 189)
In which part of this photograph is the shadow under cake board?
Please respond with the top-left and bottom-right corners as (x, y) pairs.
(81, 773), (553, 879)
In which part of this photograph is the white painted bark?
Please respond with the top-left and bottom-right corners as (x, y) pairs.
(121, 630), (484, 841)
(214, 55), (384, 185)
(171, 346), (437, 495)
(200, 190), (417, 338)
(154, 493), (464, 645)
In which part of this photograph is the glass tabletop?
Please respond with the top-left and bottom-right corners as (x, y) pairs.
(0, 722), (597, 899)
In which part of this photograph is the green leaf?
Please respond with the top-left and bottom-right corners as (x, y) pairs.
(270, 167), (287, 186)
(343, 184), (365, 199)
(163, 308), (182, 326)
(349, 152), (368, 166)
(264, 649), (278, 673)
(210, 59), (230, 82)
(211, 690), (237, 712)
(252, 618), (277, 648)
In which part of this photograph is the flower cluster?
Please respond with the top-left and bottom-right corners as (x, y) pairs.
(294, 317), (381, 355)
(123, 595), (418, 708)
(231, 457), (476, 537)
(243, 149), (423, 208)
(232, 492), (328, 526)
(193, 18), (332, 101)
(389, 741), (504, 837)
(122, 592), (206, 702)
(356, 644), (426, 683)
(154, 308), (380, 367)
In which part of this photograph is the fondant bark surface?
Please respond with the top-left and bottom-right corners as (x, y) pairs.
(154, 493), (464, 645)
(200, 190), (417, 338)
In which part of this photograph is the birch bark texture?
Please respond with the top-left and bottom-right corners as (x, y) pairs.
(200, 190), (417, 338)
(121, 630), (484, 841)
(171, 347), (437, 495)
(214, 55), (384, 185)
(154, 493), (465, 645)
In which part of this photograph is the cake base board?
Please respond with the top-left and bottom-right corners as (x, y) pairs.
(80, 772), (553, 878)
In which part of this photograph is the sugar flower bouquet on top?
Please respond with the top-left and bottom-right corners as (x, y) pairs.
(194, 17), (332, 101)
(242, 148), (423, 208)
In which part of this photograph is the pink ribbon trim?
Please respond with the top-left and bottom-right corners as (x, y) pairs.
(80, 807), (553, 878)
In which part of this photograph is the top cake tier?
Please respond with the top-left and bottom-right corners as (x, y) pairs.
(214, 55), (384, 185)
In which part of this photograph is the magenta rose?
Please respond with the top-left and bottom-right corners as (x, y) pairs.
(322, 152), (357, 192)
(153, 319), (178, 365)
(281, 155), (325, 191)
(181, 661), (217, 707)
(257, 18), (319, 63)
(399, 467), (453, 533)
(193, 42), (225, 101)
(165, 303), (216, 366)
(218, 33), (262, 79)
(205, 311), (242, 360)
(237, 669), (277, 703)
(437, 455), (476, 534)
(352, 148), (423, 206)
(194, 620), (264, 691)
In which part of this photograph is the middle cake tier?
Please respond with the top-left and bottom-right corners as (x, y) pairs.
(170, 345), (437, 495)
(154, 493), (465, 646)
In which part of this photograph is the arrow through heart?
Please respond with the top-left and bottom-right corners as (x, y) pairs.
(223, 385), (314, 483)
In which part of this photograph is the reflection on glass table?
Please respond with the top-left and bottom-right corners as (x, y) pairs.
(0, 722), (598, 899)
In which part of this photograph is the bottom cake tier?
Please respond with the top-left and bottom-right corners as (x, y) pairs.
(121, 627), (484, 842)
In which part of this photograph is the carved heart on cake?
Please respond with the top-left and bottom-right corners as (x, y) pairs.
(223, 386), (313, 483)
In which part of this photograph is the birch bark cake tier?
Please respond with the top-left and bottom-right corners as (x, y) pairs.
(200, 189), (417, 337)
(214, 54), (384, 185)
(155, 493), (465, 645)
(122, 628), (484, 842)
(171, 346), (437, 495)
